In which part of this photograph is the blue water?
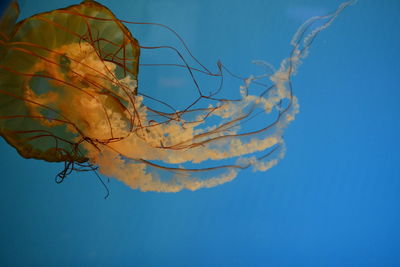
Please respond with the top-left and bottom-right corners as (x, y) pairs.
(0, 0), (399, 266)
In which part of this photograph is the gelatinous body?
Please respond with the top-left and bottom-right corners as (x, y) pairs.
(0, 0), (355, 192)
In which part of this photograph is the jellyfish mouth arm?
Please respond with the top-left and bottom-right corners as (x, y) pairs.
(83, 138), (285, 192)
(89, 0), (356, 192)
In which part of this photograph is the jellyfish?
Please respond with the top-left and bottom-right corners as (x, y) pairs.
(0, 0), (355, 193)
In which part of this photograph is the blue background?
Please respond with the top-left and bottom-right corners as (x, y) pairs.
(1, 0), (399, 266)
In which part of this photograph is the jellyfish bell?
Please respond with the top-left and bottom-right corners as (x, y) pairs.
(0, 0), (140, 164)
(0, 0), (355, 193)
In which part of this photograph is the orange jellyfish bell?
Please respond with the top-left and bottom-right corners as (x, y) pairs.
(0, 0), (140, 163)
